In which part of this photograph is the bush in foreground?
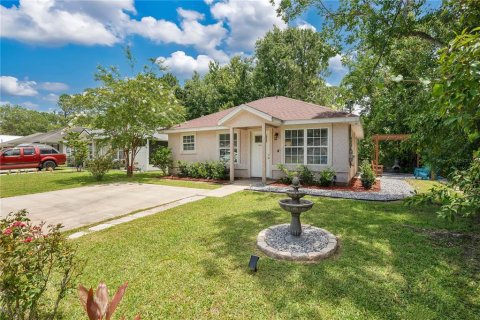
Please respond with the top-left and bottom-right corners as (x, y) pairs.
(0, 210), (83, 319)
(360, 160), (376, 189)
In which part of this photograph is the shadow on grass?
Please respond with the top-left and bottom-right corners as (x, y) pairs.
(203, 192), (479, 319)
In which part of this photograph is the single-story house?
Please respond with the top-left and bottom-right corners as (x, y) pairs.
(0, 128), (168, 171)
(164, 96), (364, 183)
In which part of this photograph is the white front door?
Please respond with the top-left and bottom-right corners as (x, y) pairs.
(250, 130), (271, 177)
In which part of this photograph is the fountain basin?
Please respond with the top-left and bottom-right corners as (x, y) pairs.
(278, 199), (313, 214)
(285, 191), (306, 201)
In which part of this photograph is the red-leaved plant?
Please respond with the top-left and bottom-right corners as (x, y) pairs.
(78, 282), (140, 320)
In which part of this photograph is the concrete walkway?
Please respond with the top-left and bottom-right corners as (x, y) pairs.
(1, 182), (247, 231)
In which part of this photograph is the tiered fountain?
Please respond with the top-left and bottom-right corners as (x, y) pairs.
(257, 177), (338, 262)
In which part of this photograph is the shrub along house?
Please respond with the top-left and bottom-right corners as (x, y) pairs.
(164, 96), (364, 184)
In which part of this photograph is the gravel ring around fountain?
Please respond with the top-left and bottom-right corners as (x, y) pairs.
(257, 224), (338, 263)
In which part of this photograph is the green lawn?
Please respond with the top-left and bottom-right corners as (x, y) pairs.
(0, 169), (220, 197)
(62, 192), (479, 319)
(406, 178), (443, 194)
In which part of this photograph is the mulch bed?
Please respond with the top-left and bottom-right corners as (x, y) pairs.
(160, 176), (228, 184)
(271, 177), (381, 192)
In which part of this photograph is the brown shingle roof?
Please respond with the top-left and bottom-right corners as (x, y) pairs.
(172, 96), (355, 130)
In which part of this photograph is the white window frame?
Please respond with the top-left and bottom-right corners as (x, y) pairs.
(218, 132), (240, 163)
(181, 133), (196, 154)
(282, 126), (331, 166)
(283, 129), (305, 165)
(306, 128), (328, 165)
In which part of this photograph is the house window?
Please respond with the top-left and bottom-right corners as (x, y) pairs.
(284, 128), (329, 165)
(219, 133), (238, 163)
(284, 129), (304, 164)
(307, 128), (328, 164)
(182, 135), (195, 152)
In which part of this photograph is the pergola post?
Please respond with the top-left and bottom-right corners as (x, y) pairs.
(230, 127), (235, 182)
(261, 122), (267, 184)
(374, 136), (379, 167)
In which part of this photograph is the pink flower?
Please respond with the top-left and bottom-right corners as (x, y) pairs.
(11, 221), (26, 228)
(2, 228), (12, 235)
(23, 237), (33, 243)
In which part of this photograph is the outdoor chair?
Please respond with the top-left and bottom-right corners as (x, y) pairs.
(414, 167), (431, 180)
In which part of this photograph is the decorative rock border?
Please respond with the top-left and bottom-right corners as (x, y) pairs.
(249, 176), (414, 201)
(257, 224), (338, 263)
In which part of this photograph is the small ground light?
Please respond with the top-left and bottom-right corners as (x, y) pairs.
(249, 255), (259, 272)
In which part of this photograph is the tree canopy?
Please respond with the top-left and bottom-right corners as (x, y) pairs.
(0, 104), (64, 136)
(75, 64), (185, 176)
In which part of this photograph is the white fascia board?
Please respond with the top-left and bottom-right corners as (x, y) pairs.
(218, 104), (273, 125)
(162, 126), (228, 133)
(283, 117), (360, 125)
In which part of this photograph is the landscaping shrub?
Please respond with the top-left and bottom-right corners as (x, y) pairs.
(86, 153), (113, 181)
(176, 160), (228, 180)
(298, 165), (315, 185)
(277, 164), (296, 184)
(405, 157), (480, 221)
(0, 210), (83, 319)
(319, 168), (336, 187)
(360, 160), (376, 189)
(151, 147), (173, 175)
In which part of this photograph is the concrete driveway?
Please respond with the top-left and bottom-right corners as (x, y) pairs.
(0, 183), (217, 230)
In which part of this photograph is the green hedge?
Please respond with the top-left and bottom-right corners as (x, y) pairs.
(177, 161), (228, 180)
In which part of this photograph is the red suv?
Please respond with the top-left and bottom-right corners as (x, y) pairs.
(0, 144), (66, 170)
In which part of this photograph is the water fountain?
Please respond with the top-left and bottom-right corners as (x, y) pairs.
(256, 176), (338, 262)
(278, 176), (314, 236)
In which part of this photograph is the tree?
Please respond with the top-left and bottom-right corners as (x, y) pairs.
(76, 64), (185, 177)
(180, 57), (258, 120)
(254, 26), (335, 102)
(0, 104), (64, 135)
(57, 94), (81, 119)
(275, 0), (480, 173)
(63, 130), (89, 171)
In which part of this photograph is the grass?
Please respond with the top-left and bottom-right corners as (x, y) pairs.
(0, 168), (220, 198)
(406, 178), (443, 194)
(62, 192), (479, 319)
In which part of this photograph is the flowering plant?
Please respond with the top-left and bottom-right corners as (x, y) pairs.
(0, 209), (83, 319)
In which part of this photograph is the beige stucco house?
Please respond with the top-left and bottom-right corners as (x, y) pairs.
(164, 96), (364, 184)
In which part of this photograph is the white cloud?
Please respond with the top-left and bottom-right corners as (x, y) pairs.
(210, 0), (286, 52)
(328, 54), (348, 73)
(0, 100), (11, 105)
(37, 82), (69, 92)
(128, 9), (228, 62)
(0, 76), (38, 96)
(43, 93), (59, 102)
(297, 21), (316, 31)
(157, 51), (214, 78)
(0, 0), (129, 46)
(177, 8), (205, 21)
(21, 101), (39, 109)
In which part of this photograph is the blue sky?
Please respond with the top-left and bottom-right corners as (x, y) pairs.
(0, 0), (347, 111)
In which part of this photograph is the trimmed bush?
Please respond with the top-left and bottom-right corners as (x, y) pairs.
(151, 147), (174, 175)
(277, 164), (296, 184)
(319, 168), (336, 187)
(298, 165), (315, 185)
(86, 153), (113, 181)
(176, 160), (228, 180)
(360, 160), (376, 189)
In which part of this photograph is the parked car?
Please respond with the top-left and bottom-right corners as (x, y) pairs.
(0, 144), (66, 170)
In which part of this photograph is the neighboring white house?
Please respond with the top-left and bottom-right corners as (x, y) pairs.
(164, 96), (364, 184)
(0, 128), (168, 171)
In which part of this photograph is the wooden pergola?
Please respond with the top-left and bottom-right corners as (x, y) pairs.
(372, 134), (414, 169)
